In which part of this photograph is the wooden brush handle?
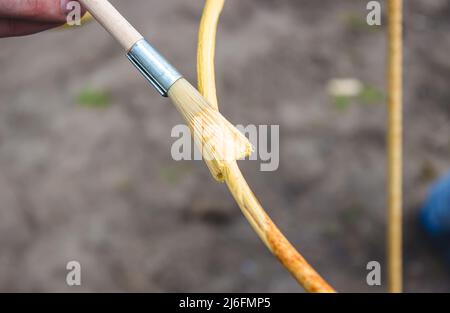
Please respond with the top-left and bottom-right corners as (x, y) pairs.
(79, 0), (143, 51)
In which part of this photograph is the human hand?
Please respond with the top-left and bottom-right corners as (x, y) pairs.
(0, 0), (83, 38)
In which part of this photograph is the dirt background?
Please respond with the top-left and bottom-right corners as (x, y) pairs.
(0, 0), (449, 292)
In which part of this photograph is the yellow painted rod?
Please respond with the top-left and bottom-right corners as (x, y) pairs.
(386, 0), (403, 293)
(197, 0), (335, 293)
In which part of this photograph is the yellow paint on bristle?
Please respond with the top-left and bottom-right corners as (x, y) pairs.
(168, 78), (253, 173)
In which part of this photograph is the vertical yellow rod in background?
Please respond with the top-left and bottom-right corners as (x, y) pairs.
(387, 0), (403, 293)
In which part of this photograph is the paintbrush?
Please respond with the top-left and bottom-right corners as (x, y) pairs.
(78, 0), (252, 170)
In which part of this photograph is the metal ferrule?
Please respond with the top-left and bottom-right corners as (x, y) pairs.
(127, 39), (182, 97)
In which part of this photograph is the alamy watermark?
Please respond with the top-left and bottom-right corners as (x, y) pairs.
(66, 261), (81, 286)
(64, 1), (83, 26)
(171, 124), (280, 172)
(366, 261), (381, 286)
(367, 1), (382, 26)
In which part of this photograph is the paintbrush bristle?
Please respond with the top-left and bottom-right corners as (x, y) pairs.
(168, 78), (253, 167)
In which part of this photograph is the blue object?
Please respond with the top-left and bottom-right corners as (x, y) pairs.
(420, 171), (450, 261)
